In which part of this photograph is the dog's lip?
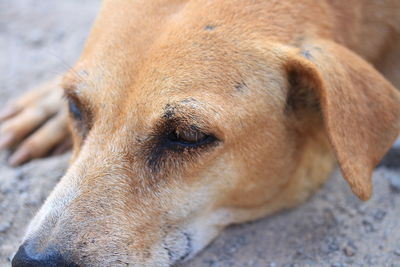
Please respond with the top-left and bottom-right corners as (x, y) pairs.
(163, 230), (193, 264)
(179, 232), (192, 262)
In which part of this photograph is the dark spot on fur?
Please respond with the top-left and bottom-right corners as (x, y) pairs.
(204, 25), (216, 31)
(301, 50), (313, 60)
(377, 147), (400, 170)
(180, 98), (197, 104)
(301, 45), (323, 60)
(234, 81), (248, 92)
(163, 104), (176, 119)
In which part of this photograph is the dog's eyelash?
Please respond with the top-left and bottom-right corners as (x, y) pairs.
(140, 121), (219, 175)
(157, 125), (218, 153)
(166, 126), (215, 147)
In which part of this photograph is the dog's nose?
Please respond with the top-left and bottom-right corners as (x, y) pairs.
(12, 242), (78, 267)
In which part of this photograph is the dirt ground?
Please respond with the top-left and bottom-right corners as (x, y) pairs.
(1, 1), (400, 266)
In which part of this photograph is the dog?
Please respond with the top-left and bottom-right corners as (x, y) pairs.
(1, 0), (400, 266)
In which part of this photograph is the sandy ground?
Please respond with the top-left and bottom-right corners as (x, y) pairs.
(1, 1), (400, 266)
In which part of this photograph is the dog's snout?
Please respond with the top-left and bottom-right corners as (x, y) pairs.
(12, 242), (78, 267)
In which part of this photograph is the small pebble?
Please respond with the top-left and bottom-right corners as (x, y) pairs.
(228, 246), (237, 254)
(323, 208), (338, 227)
(204, 259), (219, 267)
(343, 246), (356, 257)
(388, 174), (400, 193)
(55, 31), (65, 41)
(7, 255), (13, 262)
(357, 204), (368, 215)
(293, 248), (304, 259)
(25, 30), (44, 46)
(0, 221), (11, 233)
(394, 249), (400, 256)
(373, 209), (386, 221)
(329, 242), (340, 252)
(362, 220), (375, 233)
(15, 169), (24, 180)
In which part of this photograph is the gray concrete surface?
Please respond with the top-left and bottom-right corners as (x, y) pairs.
(1, 1), (399, 266)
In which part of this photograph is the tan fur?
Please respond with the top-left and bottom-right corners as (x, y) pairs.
(2, 1), (400, 266)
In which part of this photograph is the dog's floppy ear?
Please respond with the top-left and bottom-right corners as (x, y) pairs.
(284, 39), (400, 200)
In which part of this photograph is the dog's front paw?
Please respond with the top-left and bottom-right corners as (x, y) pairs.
(0, 77), (71, 166)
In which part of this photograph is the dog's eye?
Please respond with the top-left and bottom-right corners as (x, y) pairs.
(68, 98), (83, 121)
(145, 124), (219, 172)
(167, 127), (212, 146)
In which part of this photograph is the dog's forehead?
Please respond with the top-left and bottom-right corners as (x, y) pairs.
(64, 46), (246, 114)
(62, 1), (291, 127)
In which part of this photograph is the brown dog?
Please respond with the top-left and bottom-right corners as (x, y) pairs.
(2, 0), (400, 266)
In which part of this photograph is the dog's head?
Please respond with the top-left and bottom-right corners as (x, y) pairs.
(13, 1), (400, 266)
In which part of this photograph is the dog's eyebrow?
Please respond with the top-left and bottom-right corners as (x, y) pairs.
(162, 98), (204, 120)
(61, 69), (90, 95)
(61, 76), (79, 95)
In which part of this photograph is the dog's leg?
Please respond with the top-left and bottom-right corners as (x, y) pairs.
(0, 76), (70, 166)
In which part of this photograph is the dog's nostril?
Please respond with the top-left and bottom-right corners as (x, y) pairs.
(12, 242), (78, 267)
